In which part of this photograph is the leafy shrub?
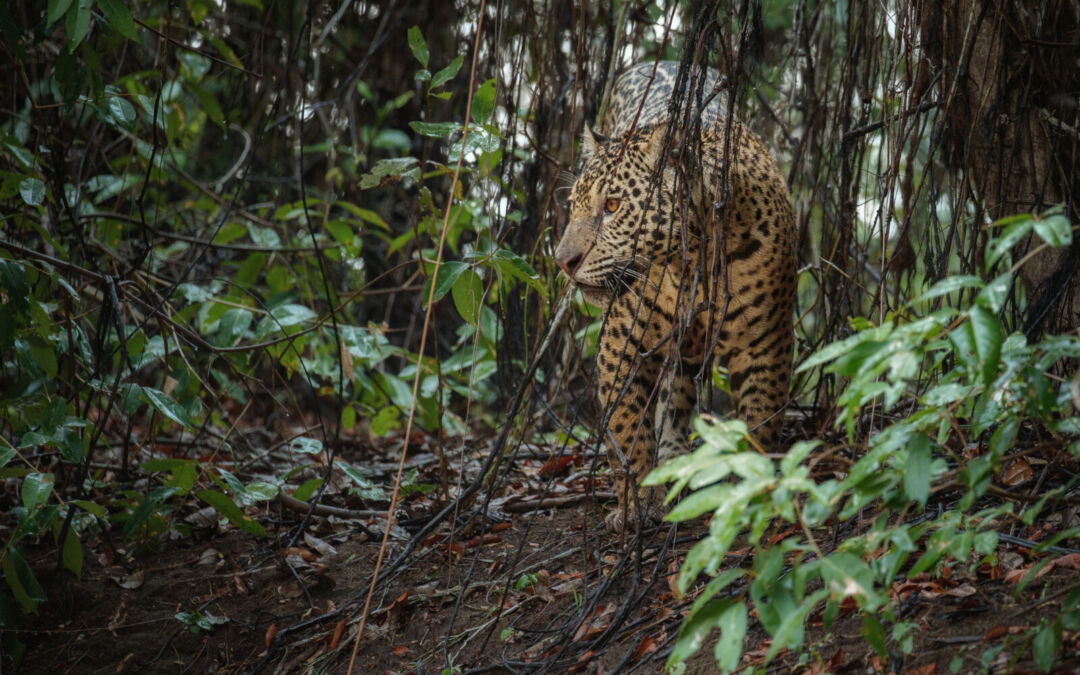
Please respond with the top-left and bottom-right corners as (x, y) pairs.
(649, 208), (1080, 673)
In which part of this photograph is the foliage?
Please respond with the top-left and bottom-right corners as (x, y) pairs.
(649, 210), (1080, 673)
(0, 2), (548, 663)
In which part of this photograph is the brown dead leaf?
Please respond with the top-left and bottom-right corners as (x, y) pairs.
(341, 342), (354, 381)
(572, 604), (613, 642)
(667, 558), (681, 597)
(391, 645), (410, 657)
(984, 625), (1027, 641)
(1004, 567), (1029, 584)
(541, 452), (577, 477)
(491, 522), (512, 533)
(1000, 457), (1034, 486)
(283, 547), (317, 562)
(631, 633), (660, 662)
(568, 650), (595, 673)
(908, 664), (937, 674)
(117, 569), (145, 590)
(1049, 553), (1080, 571)
(328, 620), (346, 649)
(387, 591), (409, 625)
(465, 534), (502, 548)
(265, 624), (279, 648)
(827, 648), (845, 670)
(922, 582), (976, 598)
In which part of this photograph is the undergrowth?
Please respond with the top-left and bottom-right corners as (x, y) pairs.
(650, 209), (1080, 673)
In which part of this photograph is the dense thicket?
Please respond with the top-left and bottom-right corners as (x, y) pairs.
(2, 0), (1079, 671)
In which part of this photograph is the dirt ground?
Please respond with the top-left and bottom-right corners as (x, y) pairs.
(8, 431), (1080, 674)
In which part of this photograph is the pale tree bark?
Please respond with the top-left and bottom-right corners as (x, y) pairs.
(917, 0), (1080, 334)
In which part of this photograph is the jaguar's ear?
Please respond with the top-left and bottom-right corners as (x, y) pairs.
(581, 124), (607, 160)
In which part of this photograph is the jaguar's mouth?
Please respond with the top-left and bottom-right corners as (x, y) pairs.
(571, 281), (613, 306)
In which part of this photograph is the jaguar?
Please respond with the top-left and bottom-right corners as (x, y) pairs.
(554, 61), (798, 530)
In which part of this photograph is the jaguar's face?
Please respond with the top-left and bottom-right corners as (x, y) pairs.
(554, 125), (677, 304)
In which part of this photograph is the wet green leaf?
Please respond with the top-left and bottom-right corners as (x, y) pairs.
(406, 26), (428, 67)
(18, 177), (44, 206)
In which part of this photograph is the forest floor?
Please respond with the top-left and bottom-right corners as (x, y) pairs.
(11, 419), (1080, 674)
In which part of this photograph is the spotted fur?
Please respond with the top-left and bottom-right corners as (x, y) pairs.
(554, 61), (797, 530)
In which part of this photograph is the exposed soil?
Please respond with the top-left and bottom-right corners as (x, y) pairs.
(8, 429), (1080, 674)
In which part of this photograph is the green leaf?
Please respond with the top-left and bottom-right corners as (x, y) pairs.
(2, 547), (45, 612)
(668, 484), (730, 521)
(986, 215), (1033, 269)
(61, 529), (83, 578)
(97, 0), (139, 40)
(27, 336), (57, 377)
(47, 0), (75, 24)
(337, 460), (386, 501)
(451, 269), (483, 324)
(195, 489), (266, 536)
(1032, 213), (1072, 248)
(22, 472), (54, 510)
(72, 499), (107, 518)
(341, 404), (356, 430)
(712, 600), (747, 672)
(406, 26), (429, 68)
(492, 248), (545, 294)
(244, 482), (279, 502)
(909, 275), (983, 306)
(289, 436), (323, 455)
(862, 612), (888, 658)
(975, 272), (1011, 313)
(968, 305), (1004, 386)
(1032, 621), (1060, 673)
(215, 308), (252, 346)
(141, 386), (192, 427)
(409, 121), (460, 138)
(667, 598), (737, 671)
(424, 261), (468, 304)
(471, 78), (496, 125)
(293, 478), (322, 502)
(431, 54), (464, 89)
(106, 94), (137, 130)
(18, 177), (45, 206)
(359, 157), (419, 190)
(903, 433), (931, 507)
(66, 0), (92, 46)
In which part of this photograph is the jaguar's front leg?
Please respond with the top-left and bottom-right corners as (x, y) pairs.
(655, 360), (696, 464)
(596, 307), (661, 532)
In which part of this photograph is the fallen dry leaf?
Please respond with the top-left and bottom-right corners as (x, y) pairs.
(541, 453), (577, 477)
(283, 547), (317, 562)
(1000, 457), (1034, 486)
(573, 604), (613, 642)
(387, 591), (409, 625)
(328, 620), (346, 649)
(631, 633), (660, 662)
(391, 645), (410, 656)
(198, 548), (220, 566)
(265, 624), (278, 648)
(117, 569), (145, 590)
(568, 649), (595, 673)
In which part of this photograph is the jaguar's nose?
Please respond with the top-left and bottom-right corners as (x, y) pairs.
(555, 250), (583, 277)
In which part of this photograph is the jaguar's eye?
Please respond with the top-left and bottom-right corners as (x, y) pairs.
(604, 197), (620, 214)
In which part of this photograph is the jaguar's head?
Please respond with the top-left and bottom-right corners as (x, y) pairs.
(555, 123), (684, 305)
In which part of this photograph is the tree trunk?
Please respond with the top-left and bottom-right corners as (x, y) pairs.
(918, 0), (1080, 334)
